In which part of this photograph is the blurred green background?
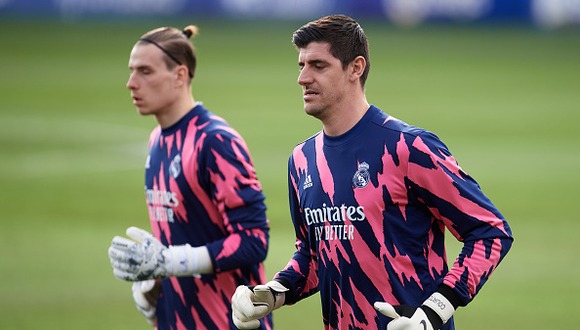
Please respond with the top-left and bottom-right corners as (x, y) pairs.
(0, 18), (579, 329)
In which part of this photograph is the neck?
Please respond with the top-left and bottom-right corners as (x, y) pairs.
(156, 94), (196, 129)
(322, 96), (370, 137)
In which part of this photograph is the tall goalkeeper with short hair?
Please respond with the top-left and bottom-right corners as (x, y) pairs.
(107, 23), (271, 330)
(231, 15), (513, 330)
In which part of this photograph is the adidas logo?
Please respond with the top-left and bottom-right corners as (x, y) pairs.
(303, 174), (313, 190)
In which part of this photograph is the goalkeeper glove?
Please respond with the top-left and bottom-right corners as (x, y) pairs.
(132, 279), (160, 327)
(108, 226), (212, 281)
(231, 281), (288, 329)
(374, 292), (456, 330)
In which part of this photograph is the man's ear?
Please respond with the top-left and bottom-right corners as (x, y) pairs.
(349, 56), (366, 82)
(175, 65), (190, 86)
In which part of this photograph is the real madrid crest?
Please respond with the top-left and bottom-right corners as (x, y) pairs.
(169, 155), (182, 179)
(352, 161), (370, 188)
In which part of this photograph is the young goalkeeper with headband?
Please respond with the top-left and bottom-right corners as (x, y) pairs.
(108, 24), (272, 330)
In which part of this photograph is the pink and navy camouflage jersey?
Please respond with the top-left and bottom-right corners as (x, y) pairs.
(275, 105), (513, 330)
(145, 104), (272, 330)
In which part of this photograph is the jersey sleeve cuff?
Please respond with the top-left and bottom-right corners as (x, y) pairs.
(272, 278), (296, 305)
(437, 284), (464, 309)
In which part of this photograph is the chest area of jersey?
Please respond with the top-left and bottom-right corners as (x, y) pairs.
(145, 131), (197, 184)
(297, 147), (407, 209)
(144, 134), (196, 213)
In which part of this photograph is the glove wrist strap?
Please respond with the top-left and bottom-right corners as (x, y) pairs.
(422, 292), (455, 325)
(165, 245), (213, 277)
(265, 280), (288, 310)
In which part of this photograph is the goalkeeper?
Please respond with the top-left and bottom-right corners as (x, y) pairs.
(108, 23), (271, 330)
(231, 15), (513, 330)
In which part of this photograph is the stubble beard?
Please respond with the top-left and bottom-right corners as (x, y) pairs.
(304, 102), (327, 120)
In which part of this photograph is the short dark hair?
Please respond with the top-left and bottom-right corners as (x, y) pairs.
(292, 15), (370, 88)
(138, 25), (199, 79)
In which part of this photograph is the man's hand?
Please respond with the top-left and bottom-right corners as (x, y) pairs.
(231, 281), (288, 329)
(374, 292), (455, 330)
(108, 227), (170, 281)
(132, 279), (160, 326)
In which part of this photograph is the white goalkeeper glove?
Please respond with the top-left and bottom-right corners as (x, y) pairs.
(132, 279), (160, 327)
(108, 226), (212, 281)
(374, 292), (455, 330)
(231, 281), (288, 329)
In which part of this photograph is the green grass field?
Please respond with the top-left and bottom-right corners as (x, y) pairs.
(0, 18), (579, 329)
